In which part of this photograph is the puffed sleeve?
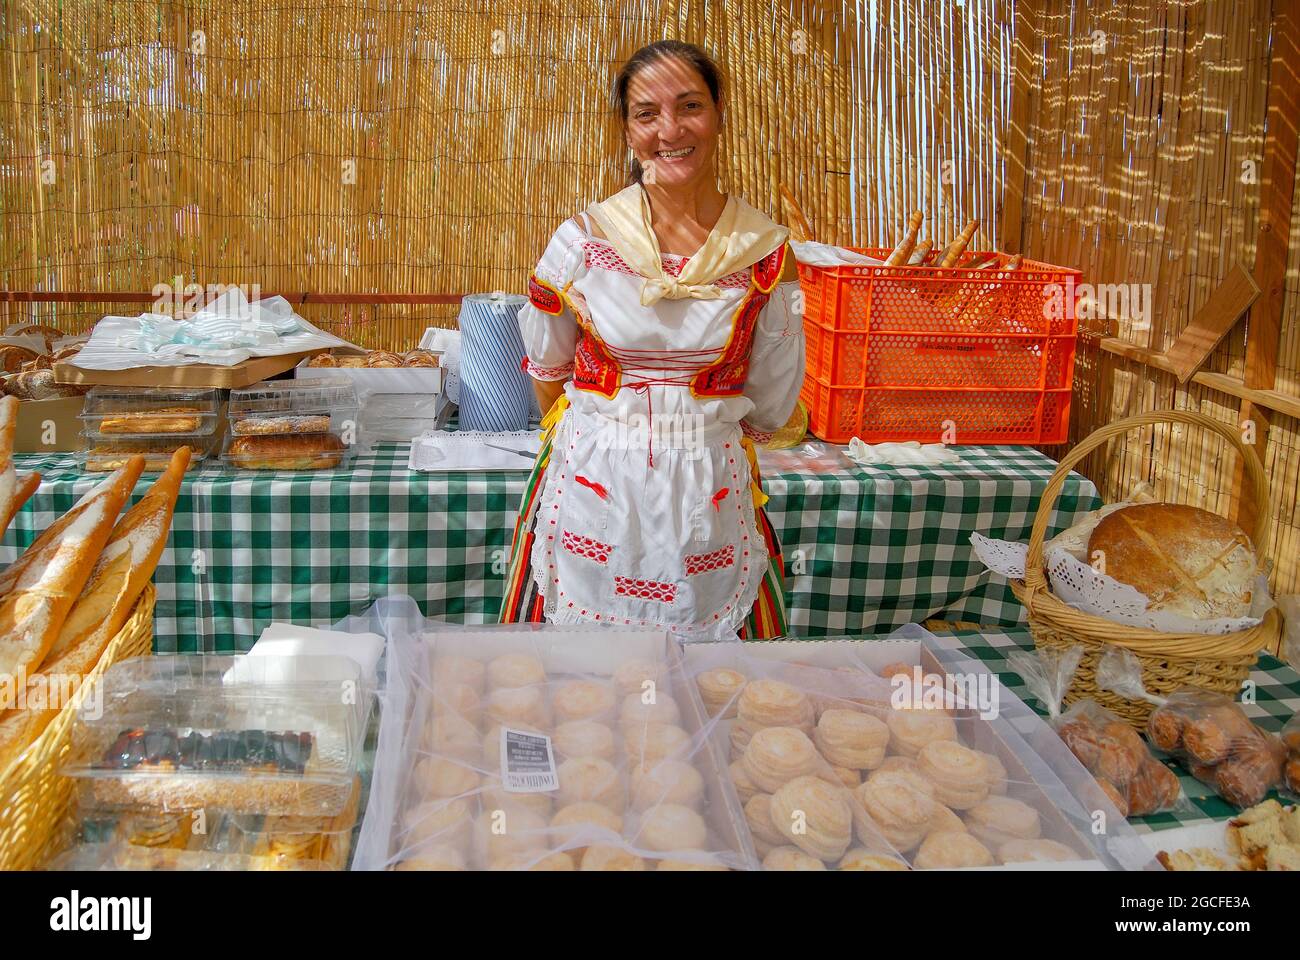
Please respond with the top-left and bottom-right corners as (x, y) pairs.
(519, 219), (585, 381)
(740, 273), (806, 442)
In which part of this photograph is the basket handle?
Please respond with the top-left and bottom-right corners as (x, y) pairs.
(1022, 409), (1272, 595)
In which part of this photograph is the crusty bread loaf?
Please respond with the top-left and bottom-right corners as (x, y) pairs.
(0, 396), (41, 538)
(97, 408), (203, 434)
(0, 456), (143, 682)
(1088, 503), (1260, 620)
(0, 449), (188, 768)
(227, 433), (345, 470)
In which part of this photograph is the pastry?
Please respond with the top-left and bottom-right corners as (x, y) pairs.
(579, 845), (646, 871)
(1148, 707), (1185, 752)
(426, 712), (481, 763)
(886, 707), (957, 758)
(630, 760), (705, 811)
(1097, 777), (1130, 818)
(964, 796), (1042, 848)
(98, 408), (203, 434)
(854, 770), (939, 853)
(1058, 716), (1103, 768)
(814, 709), (889, 770)
(1214, 738), (1286, 808)
(926, 803), (967, 836)
(976, 750), (1009, 795)
(1184, 705), (1262, 765)
(868, 759), (936, 799)
(877, 662), (915, 682)
(1094, 721), (1146, 786)
(226, 433), (345, 470)
(489, 851), (575, 871)
(656, 855), (729, 871)
(432, 681), (482, 723)
(742, 726), (824, 793)
(305, 353), (339, 367)
(487, 652), (547, 690)
(917, 740), (991, 810)
(836, 848), (909, 870)
(364, 350), (404, 368)
(762, 846), (827, 871)
(552, 720), (616, 761)
(473, 807), (549, 865)
(400, 797), (472, 853)
(619, 690), (681, 729)
(744, 794), (789, 850)
(830, 766), (861, 789)
(550, 802), (624, 859)
(769, 775), (853, 861)
(1286, 756), (1300, 795)
(556, 756), (625, 811)
(479, 782), (554, 821)
(431, 654), (486, 694)
(635, 803), (708, 852)
(393, 847), (466, 871)
(230, 415), (333, 436)
(612, 658), (666, 696)
(623, 723), (691, 769)
(1126, 758), (1182, 816)
(412, 756), (480, 799)
(998, 838), (1083, 864)
(737, 679), (815, 732)
(696, 667), (747, 717)
(403, 349), (441, 368)
(553, 679), (616, 724)
(485, 684), (550, 729)
(730, 760), (759, 805)
(912, 830), (994, 869)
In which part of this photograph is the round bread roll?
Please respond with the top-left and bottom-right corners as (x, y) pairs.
(998, 838), (1082, 864)
(552, 720), (616, 761)
(619, 691), (681, 730)
(425, 710), (481, 762)
(432, 681), (482, 724)
(624, 723), (692, 769)
(580, 844), (647, 871)
(886, 708), (958, 758)
(814, 709), (889, 770)
(917, 740), (992, 810)
(487, 653), (547, 690)
(473, 807), (549, 865)
(635, 803), (708, 852)
(557, 756), (625, 811)
(964, 796), (1042, 848)
(400, 797), (472, 853)
(553, 679), (617, 725)
(738, 679), (815, 732)
(613, 658), (666, 696)
(912, 830), (995, 869)
(744, 794), (789, 849)
(696, 667), (747, 718)
(485, 685), (550, 730)
(630, 760), (705, 811)
(413, 756), (480, 799)
(550, 801), (624, 860)
(393, 846), (466, 871)
(742, 726), (824, 793)
(762, 846), (827, 871)
(431, 655), (486, 694)
(1088, 503), (1259, 619)
(837, 847), (909, 871)
(769, 775), (853, 861)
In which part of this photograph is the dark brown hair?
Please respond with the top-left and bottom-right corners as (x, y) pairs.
(613, 41), (724, 186)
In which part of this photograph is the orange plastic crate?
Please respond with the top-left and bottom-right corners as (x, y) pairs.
(797, 248), (1081, 444)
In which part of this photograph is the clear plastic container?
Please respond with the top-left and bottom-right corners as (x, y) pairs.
(219, 430), (356, 472)
(80, 387), (221, 436)
(63, 655), (365, 818)
(44, 841), (330, 871)
(78, 434), (219, 473)
(229, 376), (359, 419)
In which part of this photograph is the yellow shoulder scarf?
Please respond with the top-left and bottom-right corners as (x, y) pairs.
(587, 183), (789, 306)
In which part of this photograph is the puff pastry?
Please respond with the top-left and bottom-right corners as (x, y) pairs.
(557, 756), (626, 812)
(485, 684), (551, 730)
(769, 775), (853, 861)
(814, 709), (889, 770)
(393, 846), (466, 871)
(886, 707), (958, 758)
(762, 846), (828, 871)
(917, 740), (992, 810)
(580, 844), (647, 871)
(854, 769), (939, 853)
(401, 797), (472, 853)
(738, 679), (815, 732)
(613, 658), (666, 696)
(696, 667), (747, 718)
(487, 653), (547, 690)
(830, 766), (861, 789)
(744, 794), (790, 850)
(636, 803), (708, 852)
(926, 803), (968, 837)
(432, 681), (482, 724)
(489, 851), (575, 871)
(479, 781), (554, 821)
(964, 796), (1042, 849)
(413, 756), (481, 799)
(552, 720), (616, 761)
(550, 801), (624, 859)
(912, 830), (995, 869)
(630, 760), (705, 811)
(976, 750), (1009, 795)
(624, 723), (692, 769)
(619, 691), (681, 730)
(836, 848), (909, 871)
(553, 679), (617, 725)
(742, 726), (824, 793)
(998, 838), (1082, 864)
(730, 759), (759, 805)
(431, 655), (486, 694)
(473, 807), (549, 865)
(425, 710), (481, 760)
(656, 856), (730, 871)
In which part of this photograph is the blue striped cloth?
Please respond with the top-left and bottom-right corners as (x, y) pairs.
(457, 293), (533, 433)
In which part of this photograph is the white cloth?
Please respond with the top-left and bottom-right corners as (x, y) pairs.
(790, 240), (884, 268)
(845, 438), (959, 466)
(518, 216), (804, 640)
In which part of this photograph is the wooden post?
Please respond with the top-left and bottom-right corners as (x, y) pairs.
(1000, 0), (1038, 254)
(1234, 0), (1300, 536)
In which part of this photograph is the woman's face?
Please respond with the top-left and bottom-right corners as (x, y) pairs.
(623, 56), (721, 189)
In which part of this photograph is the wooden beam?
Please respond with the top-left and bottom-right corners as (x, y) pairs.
(1234, 0), (1300, 533)
(1000, 0), (1039, 254)
(1165, 263), (1261, 382)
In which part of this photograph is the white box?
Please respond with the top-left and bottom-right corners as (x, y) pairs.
(295, 356), (443, 395)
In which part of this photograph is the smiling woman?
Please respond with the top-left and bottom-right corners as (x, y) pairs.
(498, 41), (806, 641)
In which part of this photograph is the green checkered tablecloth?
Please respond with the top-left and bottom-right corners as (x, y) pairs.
(0, 442), (1098, 652)
(928, 627), (1300, 832)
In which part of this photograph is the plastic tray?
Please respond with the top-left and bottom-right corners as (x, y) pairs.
(78, 434), (219, 473)
(81, 387), (221, 437)
(219, 431), (357, 472)
(62, 655), (366, 818)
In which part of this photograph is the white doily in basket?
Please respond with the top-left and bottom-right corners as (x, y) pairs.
(970, 532), (1271, 636)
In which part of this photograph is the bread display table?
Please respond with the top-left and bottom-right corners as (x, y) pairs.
(0, 443), (1100, 652)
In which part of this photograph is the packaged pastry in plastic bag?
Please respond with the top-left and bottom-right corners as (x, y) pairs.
(1280, 712), (1299, 798)
(355, 622), (754, 871)
(1005, 645), (1189, 818)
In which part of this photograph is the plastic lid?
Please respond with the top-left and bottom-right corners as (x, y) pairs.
(229, 377), (359, 416)
(83, 386), (221, 416)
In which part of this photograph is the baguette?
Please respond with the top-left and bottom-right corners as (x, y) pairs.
(0, 449), (188, 769)
(906, 239), (934, 266)
(0, 456), (143, 683)
(0, 397), (41, 538)
(937, 219), (980, 268)
(884, 211), (924, 266)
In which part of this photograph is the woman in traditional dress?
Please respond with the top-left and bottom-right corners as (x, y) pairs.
(498, 40), (805, 641)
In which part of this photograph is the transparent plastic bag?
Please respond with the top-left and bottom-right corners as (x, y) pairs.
(1005, 646), (1190, 819)
(355, 618), (754, 871)
(1283, 713), (1300, 799)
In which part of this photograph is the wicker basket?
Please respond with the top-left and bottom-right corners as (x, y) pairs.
(0, 584), (155, 870)
(1010, 410), (1282, 728)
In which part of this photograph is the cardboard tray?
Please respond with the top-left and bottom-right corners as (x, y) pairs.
(294, 356), (443, 395)
(53, 351), (310, 390)
(14, 396), (87, 453)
